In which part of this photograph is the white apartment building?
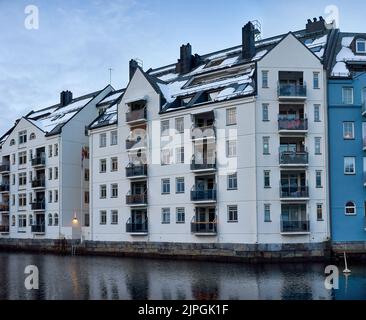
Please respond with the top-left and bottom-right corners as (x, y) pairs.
(0, 86), (114, 240)
(90, 19), (333, 245)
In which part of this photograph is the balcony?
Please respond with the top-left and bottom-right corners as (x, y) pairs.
(191, 157), (216, 172)
(281, 220), (310, 234)
(278, 117), (308, 133)
(191, 188), (217, 203)
(31, 225), (45, 234)
(0, 184), (9, 193)
(280, 185), (309, 200)
(279, 151), (308, 167)
(0, 225), (9, 233)
(126, 108), (147, 124)
(191, 125), (216, 141)
(31, 156), (46, 167)
(32, 179), (45, 189)
(126, 138), (146, 151)
(278, 83), (307, 100)
(126, 193), (148, 206)
(126, 218), (148, 235)
(126, 164), (148, 179)
(31, 201), (45, 211)
(0, 203), (9, 212)
(191, 217), (217, 236)
(0, 163), (10, 174)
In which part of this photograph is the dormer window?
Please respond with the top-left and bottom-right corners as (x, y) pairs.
(356, 39), (366, 53)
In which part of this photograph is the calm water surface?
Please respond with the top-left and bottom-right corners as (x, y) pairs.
(0, 252), (365, 300)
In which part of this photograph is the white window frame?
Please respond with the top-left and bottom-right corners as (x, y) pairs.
(262, 104), (269, 121)
(161, 208), (170, 224)
(99, 133), (107, 148)
(100, 210), (107, 225)
(110, 130), (118, 146)
(313, 72), (320, 89)
(264, 204), (271, 222)
(356, 39), (366, 53)
(345, 201), (357, 216)
(161, 120), (170, 136)
(342, 87), (354, 105)
(176, 208), (185, 224)
(227, 173), (238, 190)
(314, 104), (321, 122)
(161, 179), (170, 194)
(343, 122), (355, 140)
(176, 177), (185, 194)
(227, 205), (238, 222)
(111, 184), (118, 198)
(175, 117), (184, 134)
(226, 140), (237, 158)
(111, 210), (118, 225)
(100, 159), (107, 173)
(263, 137), (270, 155)
(226, 108), (237, 126)
(262, 70), (269, 88)
(344, 157), (356, 175)
(100, 185), (107, 199)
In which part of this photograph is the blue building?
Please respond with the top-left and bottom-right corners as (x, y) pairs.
(328, 32), (366, 242)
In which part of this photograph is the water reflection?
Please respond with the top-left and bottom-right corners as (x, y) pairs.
(0, 252), (364, 300)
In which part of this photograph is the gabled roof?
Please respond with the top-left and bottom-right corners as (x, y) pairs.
(146, 27), (331, 113)
(26, 90), (102, 136)
(89, 88), (125, 130)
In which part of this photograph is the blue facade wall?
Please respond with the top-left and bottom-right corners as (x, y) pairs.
(328, 73), (366, 242)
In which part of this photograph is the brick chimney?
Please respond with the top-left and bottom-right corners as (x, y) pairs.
(175, 43), (201, 74)
(306, 16), (326, 33)
(60, 90), (73, 107)
(129, 59), (139, 80)
(242, 22), (256, 60)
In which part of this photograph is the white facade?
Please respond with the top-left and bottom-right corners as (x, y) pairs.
(0, 86), (113, 240)
(90, 33), (330, 246)
(255, 33), (330, 244)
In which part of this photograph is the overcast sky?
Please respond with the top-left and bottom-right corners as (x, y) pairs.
(0, 0), (365, 134)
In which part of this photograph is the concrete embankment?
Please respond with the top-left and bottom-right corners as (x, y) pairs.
(0, 238), (334, 263)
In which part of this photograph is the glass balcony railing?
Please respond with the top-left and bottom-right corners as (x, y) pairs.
(31, 225), (45, 233)
(191, 188), (217, 202)
(278, 83), (307, 99)
(279, 151), (308, 166)
(126, 108), (147, 124)
(191, 216), (217, 234)
(126, 193), (148, 206)
(126, 218), (148, 234)
(281, 220), (310, 233)
(280, 185), (309, 199)
(278, 117), (308, 131)
(0, 163), (10, 173)
(126, 164), (148, 178)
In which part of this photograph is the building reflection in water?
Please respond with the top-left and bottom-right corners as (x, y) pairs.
(0, 252), (361, 300)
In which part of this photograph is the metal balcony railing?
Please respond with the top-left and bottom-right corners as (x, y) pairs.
(279, 151), (309, 165)
(126, 218), (148, 233)
(281, 220), (310, 233)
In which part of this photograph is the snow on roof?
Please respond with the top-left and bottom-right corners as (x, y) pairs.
(27, 95), (95, 133)
(331, 34), (366, 77)
(97, 89), (125, 105)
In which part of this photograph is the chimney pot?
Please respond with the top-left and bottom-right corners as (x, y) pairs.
(60, 90), (73, 107)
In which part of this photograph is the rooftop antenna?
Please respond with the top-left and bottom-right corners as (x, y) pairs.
(251, 20), (262, 41)
(108, 67), (113, 85)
